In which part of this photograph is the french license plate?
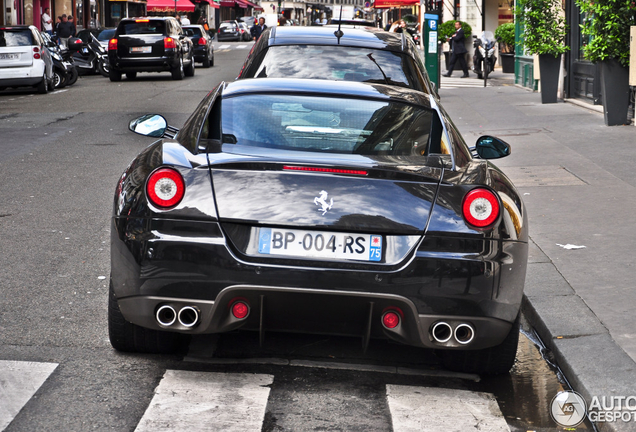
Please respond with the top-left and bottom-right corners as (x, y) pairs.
(130, 46), (151, 53)
(258, 228), (382, 262)
(0, 53), (19, 60)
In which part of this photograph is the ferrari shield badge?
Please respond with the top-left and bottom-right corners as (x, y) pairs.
(314, 190), (333, 215)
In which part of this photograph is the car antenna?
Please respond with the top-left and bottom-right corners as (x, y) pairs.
(334, 6), (344, 43)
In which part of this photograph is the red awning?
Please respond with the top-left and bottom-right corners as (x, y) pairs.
(147, 0), (195, 12)
(373, 0), (419, 8)
(220, 0), (253, 8)
(242, 0), (263, 10)
(209, 1), (219, 8)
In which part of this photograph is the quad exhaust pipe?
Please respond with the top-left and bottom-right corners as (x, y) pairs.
(431, 321), (475, 345)
(156, 304), (200, 328)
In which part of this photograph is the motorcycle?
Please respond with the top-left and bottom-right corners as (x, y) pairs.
(472, 31), (497, 83)
(68, 34), (109, 77)
(41, 32), (79, 89)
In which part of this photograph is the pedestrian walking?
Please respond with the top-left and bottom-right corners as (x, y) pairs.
(57, 14), (74, 48)
(41, 8), (53, 35)
(443, 21), (469, 78)
(250, 17), (267, 40)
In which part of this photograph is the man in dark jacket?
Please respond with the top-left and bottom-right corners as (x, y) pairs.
(443, 21), (469, 78)
(250, 17), (267, 40)
(57, 14), (74, 48)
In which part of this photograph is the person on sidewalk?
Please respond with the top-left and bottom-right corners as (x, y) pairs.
(57, 14), (74, 48)
(41, 8), (53, 36)
(443, 21), (469, 78)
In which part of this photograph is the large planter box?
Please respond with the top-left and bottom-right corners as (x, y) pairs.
(500, 53), (514, 73)
(600, 59), (630, 126)
(538, 54), (561, 104)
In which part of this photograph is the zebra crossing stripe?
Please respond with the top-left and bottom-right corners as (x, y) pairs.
(236, 45), (248, 49)
(0, 360), (58, 430)
(134, 371), (274, 432)
(386, 385), (510, 432)
(218, 44), (231, 49)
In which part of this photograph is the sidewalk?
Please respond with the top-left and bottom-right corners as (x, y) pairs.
(438, 80), (636, 432)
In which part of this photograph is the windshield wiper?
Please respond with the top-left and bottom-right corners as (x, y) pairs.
(366, 53), (389, 85)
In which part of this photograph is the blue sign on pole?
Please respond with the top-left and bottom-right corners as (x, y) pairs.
(429, 20), (437, 30)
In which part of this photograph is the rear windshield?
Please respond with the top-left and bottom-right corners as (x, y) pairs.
(118, 20), (166, 35)
(185, 27), (203, 37)
(221, 94), (441, 156)
(0, 29), (34, 47)
(220, 23), (237, 29)
(249, 46), (424, 91)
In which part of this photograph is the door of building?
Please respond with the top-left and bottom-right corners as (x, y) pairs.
(565, 0), (601, 104)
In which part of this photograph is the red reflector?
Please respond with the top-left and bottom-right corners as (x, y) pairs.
(146, 168), (186, 209)
(164, 37), (176, 49)
(232, 302), (249, 319)
(462, 188), (500, 228)
(382, 312), (400, 329)
(33, 53), (41, 59)
(283, 166), (368, 176)
(108, 38), (117, 50)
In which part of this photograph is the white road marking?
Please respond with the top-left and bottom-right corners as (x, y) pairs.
(0, 360), (58, 430)
(218, 44), (231, 49)
(386, 385), (510, 432)
(134, 371), (273, 432)
(236, 45), (248, 49)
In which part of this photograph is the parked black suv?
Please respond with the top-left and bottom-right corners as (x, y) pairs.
(107, 17), (195, 81)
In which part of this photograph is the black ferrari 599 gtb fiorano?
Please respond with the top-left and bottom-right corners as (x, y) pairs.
(110, 78), (528, 375)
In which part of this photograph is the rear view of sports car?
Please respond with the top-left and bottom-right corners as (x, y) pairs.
(109, 78), (528, 375)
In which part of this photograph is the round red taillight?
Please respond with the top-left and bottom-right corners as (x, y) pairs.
(462, 188), (500, 228)
(231, 301), (249, 319)
(146, 168), (185, 209)
(382, 311), (400, 329)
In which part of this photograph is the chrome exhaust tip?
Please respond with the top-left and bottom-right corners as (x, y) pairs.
(454, 323), (475, 345)
(156, 305), (177, 327)
(178, 306), (199, 328)
(431, 321), (453, 343)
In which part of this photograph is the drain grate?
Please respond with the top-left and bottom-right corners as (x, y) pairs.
(503, 166), (586, 187)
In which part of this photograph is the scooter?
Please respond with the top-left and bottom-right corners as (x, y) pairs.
(41, 32), (79, 88)
(68, 34), (109, 77)
(472, 31), (497, 84)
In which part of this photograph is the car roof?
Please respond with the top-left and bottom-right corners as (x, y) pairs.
(222, 78), (431, 109)
(268, 26), (405, 52)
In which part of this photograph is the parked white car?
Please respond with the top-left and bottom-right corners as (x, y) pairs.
(0, 25), (54, 94)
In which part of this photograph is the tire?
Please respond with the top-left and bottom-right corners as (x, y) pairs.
(98, 59), (109, 78)
(53, 70), (66, 89)
(67, 67), (79, 86)
(441, 313), (521, 375)
(126, 71), (137, 80)
(36, 75), (48, 94)
(202, 53), (211, 68)
(210, 54), (214, 67)
(109, 69), (122, 82)
(108, 279), (187, 354)
(171, 56), (184, 80)
(184, 55), (195, 77)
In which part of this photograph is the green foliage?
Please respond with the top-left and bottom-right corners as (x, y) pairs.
(495, 22), (516, 53)
(438, 20), (472, 42)
(575, 0), (635, 67)
(516, 0), (569, 56)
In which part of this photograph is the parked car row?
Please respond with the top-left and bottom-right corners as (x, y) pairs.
(110, 25), (530, 376)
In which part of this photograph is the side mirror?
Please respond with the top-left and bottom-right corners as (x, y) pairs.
(474, 136), (511, 159)
(129, 114), (167, 138)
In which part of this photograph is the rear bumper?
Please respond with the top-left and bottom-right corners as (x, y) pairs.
(0, 63), (46, 86)
(118, 285), (514, 350)
(193, 47), (209, 61)
(0, 76), (43, 87)
(108, 55), (177, 72)
(111, 217), (527, 350)
(217, 34), (240, 41)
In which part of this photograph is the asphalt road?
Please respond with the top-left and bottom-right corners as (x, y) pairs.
(0, 41), (583, 432)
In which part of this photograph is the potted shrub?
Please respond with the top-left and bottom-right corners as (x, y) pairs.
(576, 0), (634, 125)
(495, 22), (515, 73)
(439, 20), (472, 71)
(516, 0), (569, 103)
